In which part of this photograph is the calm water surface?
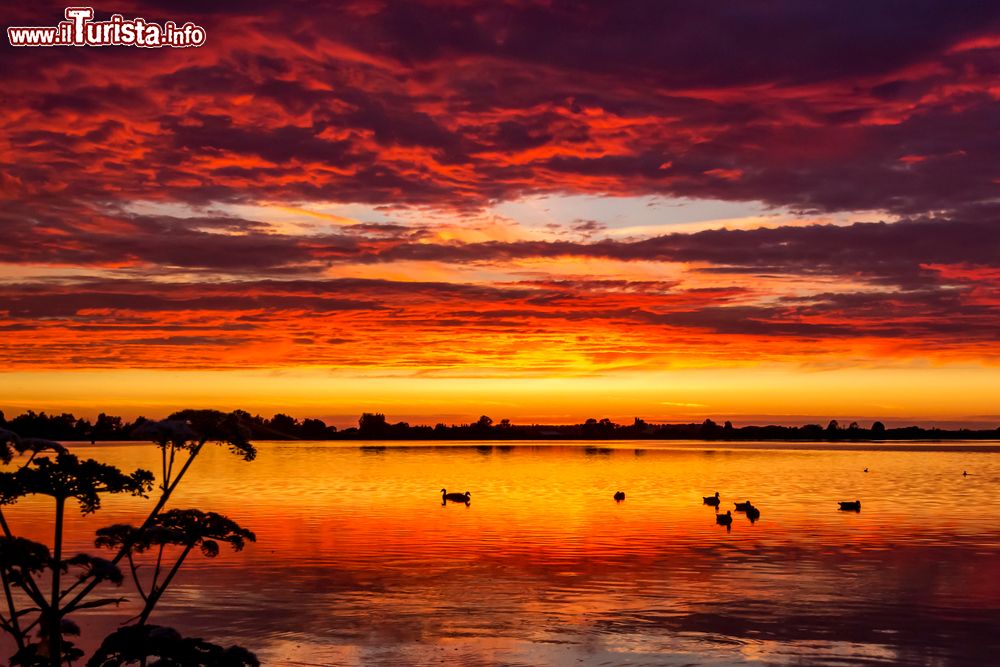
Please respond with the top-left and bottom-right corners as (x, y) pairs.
(4, 440), (999, 666)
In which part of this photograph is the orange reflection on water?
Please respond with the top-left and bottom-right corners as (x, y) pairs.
(2, 441), (999, 666)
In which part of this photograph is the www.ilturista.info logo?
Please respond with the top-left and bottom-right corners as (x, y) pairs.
(7, 7), (206, 47)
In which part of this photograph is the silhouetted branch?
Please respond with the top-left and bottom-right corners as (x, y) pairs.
(0, 413), (259, 665)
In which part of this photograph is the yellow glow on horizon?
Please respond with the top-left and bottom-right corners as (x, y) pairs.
(1, 365), (997, 427)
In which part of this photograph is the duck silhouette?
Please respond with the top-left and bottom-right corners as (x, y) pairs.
(963, 470), (968, 476)
(703, 491), (721, 507)
(613, 491), (625, 502)
(746, 505), (761, 522)
(734, 500), (752, 511)
(864, 468), (869, 473)
(716, 510), (733, 526)
(838, 500), (861, 512)
(442, 489), (471, 505)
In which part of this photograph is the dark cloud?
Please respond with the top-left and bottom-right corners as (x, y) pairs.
(2, 1), (999, 211)
(2, 1), (999, 371)
(361, 217), (1000, 289)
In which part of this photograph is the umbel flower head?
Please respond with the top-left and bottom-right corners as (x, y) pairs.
(96, 509), (256, 558)
(0, 536), (50, 575)
(87, 624), (259, 667)
(0, 428), (20, 465)
(133, 409), (256, 461)
(130, 419), (198, 450)
(0, 428), (66, 465)
(0, 452), (153, 514)
(63, 553), (124, 586)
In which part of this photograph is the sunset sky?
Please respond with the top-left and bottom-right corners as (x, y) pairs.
(2, 1), (998, 427)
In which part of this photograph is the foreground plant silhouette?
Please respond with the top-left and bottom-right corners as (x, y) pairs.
(0, 410), (260, 666)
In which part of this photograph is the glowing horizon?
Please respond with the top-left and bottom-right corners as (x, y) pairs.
(1, 365), (998, 429)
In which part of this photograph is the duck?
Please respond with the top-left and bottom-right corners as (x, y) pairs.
(613, 491), (625, 502)
(441, 489), (471, 504)
(963, 470), (968, 476)
(703, 491), (721, 507)
(864, 468), (869, 473)
(734, 500), (752, 511)
(746, 505), (761, 522)
(716, 510), (733, 526)
(838, 500), (861, 512)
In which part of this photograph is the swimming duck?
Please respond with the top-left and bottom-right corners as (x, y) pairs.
(442, 489), (471, 504)
(716, 510), (733, 526)
(864, 468), (869, 473)
(703, 491), (721, 507)
(838, 500), (861, 512)
(613, 491), (625, 501)
(734, 500), (752, 511)
(746, 505), (761, 522)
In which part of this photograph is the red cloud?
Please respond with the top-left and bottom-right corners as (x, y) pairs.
(2, 1), (999, 375)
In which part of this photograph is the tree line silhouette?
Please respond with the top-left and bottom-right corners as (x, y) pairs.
(3, 409), (997, 442)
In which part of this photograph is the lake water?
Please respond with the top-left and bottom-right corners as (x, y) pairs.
(3, 440), (999, 665)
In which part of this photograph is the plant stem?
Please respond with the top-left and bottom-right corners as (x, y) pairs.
(0, 566), (24, 649)
(137, 544), (192, 626)
(49, 496), (65, 667)
(0, 509), (49, 612)
(160, 446), (167, 492)
(151, 543), (164, 592)
(166, 445), (176, 487)
(62, 443), (204, 615)
(127, 552), (147, 602)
